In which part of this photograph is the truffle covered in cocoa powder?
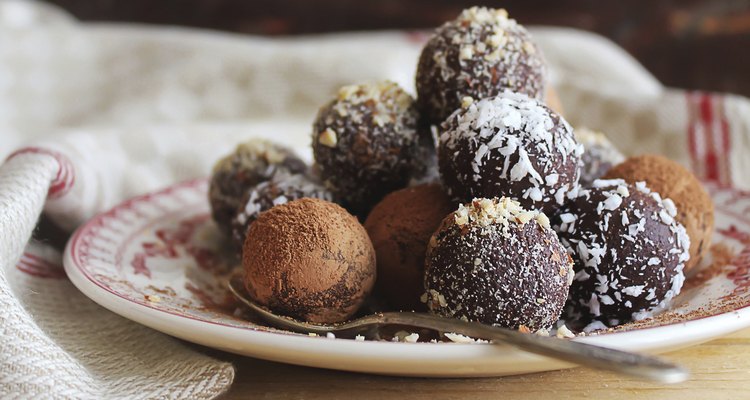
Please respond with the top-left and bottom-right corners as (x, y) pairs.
(242, 198), (376, 324)
(231, 172), (333, 247)
(364, 184), (454, 311)
(209, 139), (307, 234)
(416, 7), (547, 125)
(604, 155), (714, 273)
(312, 81), (424, 216)
(554, 179), (690, 330)
(438, 91), (582, 214)
(424, 197), (573, 331)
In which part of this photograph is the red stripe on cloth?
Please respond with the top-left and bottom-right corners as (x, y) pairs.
(718, 98), (733, 187)
(17, 253), (66, 279)
(711, 97), (727, 186)
(699, 94), (720, 182)
(5, 147), (76, 199)
(686, 92), (703, 179)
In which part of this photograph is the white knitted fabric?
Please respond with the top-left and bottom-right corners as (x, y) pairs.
(2, 1), (750, 399)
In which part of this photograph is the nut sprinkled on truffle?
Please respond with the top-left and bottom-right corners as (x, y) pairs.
(416, 6), (547, 124)
(312, 81), (424, 216)
(438, 91), (582, 214)
(209, 139), (307, 234)
(452, 197), (550, 230)
(424, 197), (573, 331)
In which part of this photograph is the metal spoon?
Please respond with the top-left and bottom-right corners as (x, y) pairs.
(228, 276), (688, 383)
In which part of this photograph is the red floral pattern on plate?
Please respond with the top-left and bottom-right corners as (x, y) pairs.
(66, 179), (750, 336)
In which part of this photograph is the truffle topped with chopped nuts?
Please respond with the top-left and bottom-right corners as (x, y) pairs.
(553, 179), (690, 331)
(424, 197), (573, 331)
(209, 139), (307, 234)
(416, 6), (548, 125)
(438, 91), (583, 214)
(312, 81), (424, 216)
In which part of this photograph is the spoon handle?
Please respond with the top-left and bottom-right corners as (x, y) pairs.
(378, 312), (688, 383)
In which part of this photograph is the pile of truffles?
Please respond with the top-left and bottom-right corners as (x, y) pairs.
(208, 7), (714, 336)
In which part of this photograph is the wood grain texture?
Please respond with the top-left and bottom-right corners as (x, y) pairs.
(217, 328), (750, 399)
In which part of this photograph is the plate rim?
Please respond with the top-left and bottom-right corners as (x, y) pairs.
(62, 178), (750, 376)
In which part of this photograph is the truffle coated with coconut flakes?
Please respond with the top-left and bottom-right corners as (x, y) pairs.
(416, 7), (548, 125)
(575, 128), (625, 188)
(604, 154), (714, 273)
(312, 81), (425, 217)
(437, 91), (582, 214)
(423, 197), (573, 331)
(553, 179), (690, 330)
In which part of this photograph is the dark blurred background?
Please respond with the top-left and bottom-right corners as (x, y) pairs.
(43, 0), (750, 97)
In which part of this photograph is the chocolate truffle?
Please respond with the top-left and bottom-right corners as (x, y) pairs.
(416, 7), (547, 124)
(409, 124), (441, 186)
(243, 198), (376, 324)
(312, 81), (423, 216)
(604, 155), (714, 273)
(554, 179), (690, 330)
(209, 139), (307, 234)
(575, 128), (625, 187)
(364, 184), (454, 311)
(437, 91), (583, 214)
(424, 197), (573, 331)
(231, 172), (333, 247)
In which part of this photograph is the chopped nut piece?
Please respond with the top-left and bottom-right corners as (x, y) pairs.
(145, 295), (161, 303)
(337, 84), (359, 100)
(318, 128), (338, 148)
(459, 45), (474, 60)
(515, 211), (535, 224)
(556, 324), (576, 339)
(535, 213), (550, 229)
(523, 41), (536, 54)
(404, 333), (420, 343)
(461, 96), (475, 108)
(535, 328), (551, 337)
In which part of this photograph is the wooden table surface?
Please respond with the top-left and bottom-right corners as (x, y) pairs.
(216, 328), (750, 399)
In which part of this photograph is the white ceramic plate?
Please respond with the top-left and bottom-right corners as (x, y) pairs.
(63, 179), (750, 377)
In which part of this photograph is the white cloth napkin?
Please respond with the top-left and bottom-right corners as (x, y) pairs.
(2, 1), (749, 398)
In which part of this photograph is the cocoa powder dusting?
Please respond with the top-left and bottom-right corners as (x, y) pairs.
(364, 183), (455, 310)
(683, 243), (736, 291)
(242, 198), (376, 324)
